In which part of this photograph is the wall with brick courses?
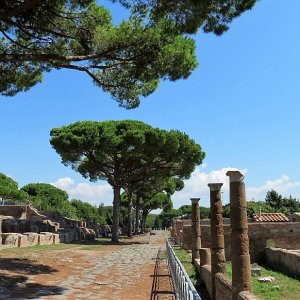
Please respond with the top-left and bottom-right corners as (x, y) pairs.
(194, 261), (258, 300)
(182, 225), (193, 251)
(265, 247), (300, 279)
(177, 221), (300, 263)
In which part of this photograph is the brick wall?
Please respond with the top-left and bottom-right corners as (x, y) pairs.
(177, 221), (300, 263)
(182, 225), (193, 251)
(194, 260), (258, 300)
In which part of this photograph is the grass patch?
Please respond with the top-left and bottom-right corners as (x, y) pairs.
(173, 245), (198, 284)
(226, 262), (300, 300)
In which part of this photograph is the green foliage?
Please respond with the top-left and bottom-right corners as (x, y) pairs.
(145, 213), (157, 228)
(0, 0), (256, 108)
(222, 190), (300, 219)
(0, 172), (28, 201)
(71, 199), (105, 224)
(155, 208), (182, 228)
(265, 190), (283, 210)
(98, 204), (117, 225)
(50, 120), (205, 240)
(117, 0), (257, 35)
(173, 245), (198, 283)
(246, 201), (273, 217)
(21, 183), (77, 218)
(265, 190), (300, 214)
(200, 206), (210, 219)
(173, 205), (210, 219)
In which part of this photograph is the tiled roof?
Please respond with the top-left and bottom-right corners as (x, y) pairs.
(252, 213), (289, 222)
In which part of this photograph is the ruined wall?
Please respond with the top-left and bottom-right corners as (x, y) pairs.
(182, 225), (193, 251)
(179, 222), (300, 263)
(265, 248), (300, 279)
(195, 261), (258, 300)
(0, 206), (27, 219)
(171, 219), (191, 245)
(215, 273), (232, 300)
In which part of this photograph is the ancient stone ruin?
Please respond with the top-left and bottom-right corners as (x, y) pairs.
(0, 205), (98, 248)
(171, 170), (300, 300)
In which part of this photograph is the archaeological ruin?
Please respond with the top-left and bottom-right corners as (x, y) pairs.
(171, 170), (300, 300)
(0, 204), (101, 248)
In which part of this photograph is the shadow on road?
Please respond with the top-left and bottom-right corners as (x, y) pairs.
(150, 250), (176, 300)
(0, 258), (67, 299)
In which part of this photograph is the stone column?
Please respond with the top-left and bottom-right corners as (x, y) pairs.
(208, 183), (226, 300)
(191, 198), (201, 262)
(226, 171), (253, 300)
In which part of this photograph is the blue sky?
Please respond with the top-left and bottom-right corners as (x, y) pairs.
(1, 0), (300, 208)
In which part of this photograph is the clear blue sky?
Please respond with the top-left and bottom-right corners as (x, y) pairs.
(1, 0), (299, 208)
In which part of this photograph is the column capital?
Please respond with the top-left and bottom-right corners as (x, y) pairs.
(226, 170), (244, 182)
(208, 183), (223, 191)
(190, 197), (200, 204)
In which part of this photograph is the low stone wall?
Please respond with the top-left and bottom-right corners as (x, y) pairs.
(2, 233), (19, 247)
(1, 231), (61, 248)
(58, 229), (78, 243)
(18, 234), (28, 247)
(40, 232), (54, 245)
(265, 247), (300, 279)
(23, 232), (39, 245)
(53, 233), (60, 244)
(178, 221), (300, 263)
(194, 259), (258, 300)
(215, 272), (232, 300)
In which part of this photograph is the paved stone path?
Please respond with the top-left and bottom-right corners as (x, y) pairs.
(0, 231), (175, 300)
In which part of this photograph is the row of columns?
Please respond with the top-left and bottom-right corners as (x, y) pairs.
(190, 171), (252, 300)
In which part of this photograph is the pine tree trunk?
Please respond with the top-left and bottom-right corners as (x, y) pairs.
(127, 191), (133, 237)
(135, 197), (140, 235)
(112, 185), (121, 242)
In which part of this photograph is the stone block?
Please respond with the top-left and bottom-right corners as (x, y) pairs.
(23, 232), (39, 245)
(257, 276), (276, 283)
(53, 233), (60, 244)
(40, 232), (53, 245)
(38, 233), (46, 245)
(251, 267), (261, 276)
(18, 234), (28, 247)
(2, 233), (19, 247)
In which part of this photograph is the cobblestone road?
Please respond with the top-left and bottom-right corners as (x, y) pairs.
(0, 231), (175, 300)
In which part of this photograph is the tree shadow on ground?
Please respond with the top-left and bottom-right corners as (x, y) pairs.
(0, 258), (67, 299)
(150, 250), (175, 300)
(0, 257), (57, 275)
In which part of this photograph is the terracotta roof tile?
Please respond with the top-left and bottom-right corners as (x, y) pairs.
(252, 213), (289, 222)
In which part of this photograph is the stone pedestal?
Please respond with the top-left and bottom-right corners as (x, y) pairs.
(227, 171), (252, 299)
(199, 248), (211, 267)
(208, 183), (226, 300)
(191, 198), (201, 262)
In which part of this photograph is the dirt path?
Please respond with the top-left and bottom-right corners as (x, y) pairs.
(0, 231), (175, 300)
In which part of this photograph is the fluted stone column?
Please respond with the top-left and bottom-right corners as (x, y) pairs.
(191, 198), (201, 262)
(208, 183), (226, 300)
(226, 171), (253, 300)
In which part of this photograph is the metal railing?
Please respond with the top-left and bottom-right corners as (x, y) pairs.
(166, 238), (201, 300)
